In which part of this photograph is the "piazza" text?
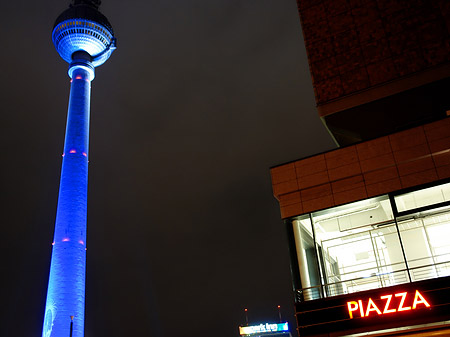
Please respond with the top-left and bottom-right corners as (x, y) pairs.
(347, 290), (431, 319)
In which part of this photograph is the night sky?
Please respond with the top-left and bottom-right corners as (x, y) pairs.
(2, 1), (336, 336)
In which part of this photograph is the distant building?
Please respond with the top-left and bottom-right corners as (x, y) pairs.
(270, 1), (450, 336)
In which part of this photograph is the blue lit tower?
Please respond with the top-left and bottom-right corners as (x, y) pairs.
(42, 1), (116, 337)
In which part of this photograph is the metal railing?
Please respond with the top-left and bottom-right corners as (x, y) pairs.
(296, 258), (450, 302)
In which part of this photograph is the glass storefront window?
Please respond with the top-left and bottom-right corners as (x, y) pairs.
(311, 196), (394, 240)
(310, 196), (408, 297)
(394, 182), (450, 213)
(397, 205), (450, 282)
(292, 215), (322, 300)
(290, 182), (450, 302)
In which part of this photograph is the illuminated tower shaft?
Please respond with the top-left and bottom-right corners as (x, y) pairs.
(43, 57), (93, 337)
(42, 1), (116, 336)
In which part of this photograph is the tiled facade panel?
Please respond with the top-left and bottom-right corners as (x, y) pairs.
(297, 0), (450, 105)
(271, 118), (450, 218)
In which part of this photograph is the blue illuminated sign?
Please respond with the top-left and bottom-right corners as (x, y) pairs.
(239, 322), (289, 335)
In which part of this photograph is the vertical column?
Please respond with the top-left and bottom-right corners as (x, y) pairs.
(42, 60), (94, 337)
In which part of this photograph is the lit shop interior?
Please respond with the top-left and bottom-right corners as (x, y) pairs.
(289, 181), (450, 302)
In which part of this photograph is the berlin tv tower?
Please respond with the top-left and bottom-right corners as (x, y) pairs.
(42, 1), (116, 336)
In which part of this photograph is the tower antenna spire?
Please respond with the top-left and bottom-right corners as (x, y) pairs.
(70, 0), (101, 9)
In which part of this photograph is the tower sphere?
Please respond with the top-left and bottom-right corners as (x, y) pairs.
(52, 1), (116, 67)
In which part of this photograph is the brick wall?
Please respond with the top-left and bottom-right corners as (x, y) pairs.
(297, 0), (450, 105)
(271, 117), (450, 218)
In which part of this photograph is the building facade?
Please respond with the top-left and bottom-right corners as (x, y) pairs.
(271, 123), (450, 335)
(270, 0), (450, 336)
(297, 0), (449, 145)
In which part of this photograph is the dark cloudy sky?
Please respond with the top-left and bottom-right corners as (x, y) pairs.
(2, 1), (335, 336)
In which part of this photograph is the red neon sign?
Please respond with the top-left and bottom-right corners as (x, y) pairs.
(347, 290), (430, 319)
